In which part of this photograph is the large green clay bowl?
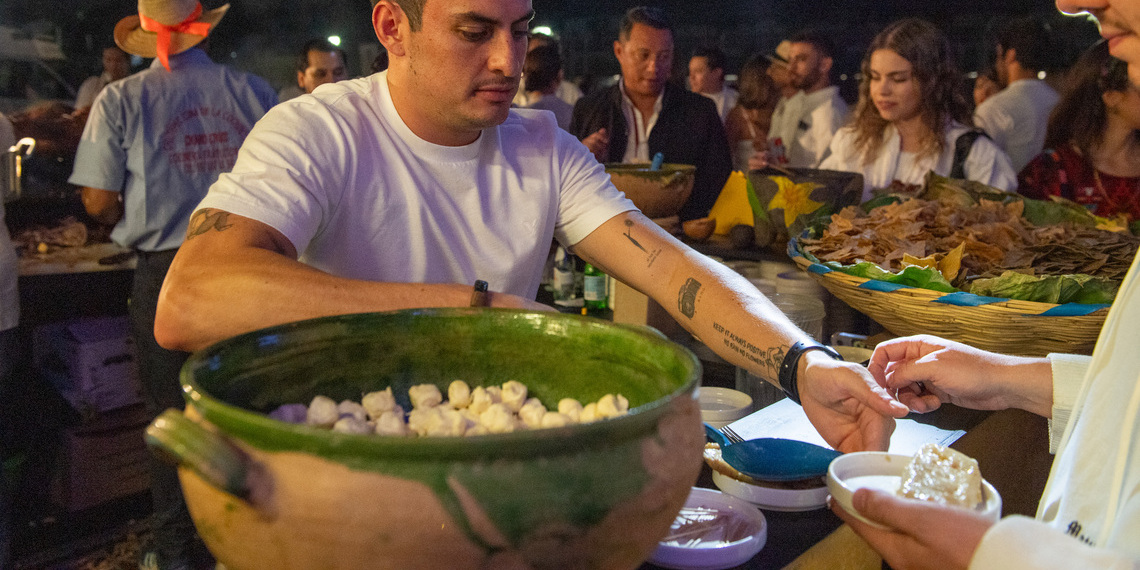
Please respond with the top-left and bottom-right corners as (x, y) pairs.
(146, 308), (703, 570)
(605, 163), (697, 219)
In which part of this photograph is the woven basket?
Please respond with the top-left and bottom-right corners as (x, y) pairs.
(789, 241), (1110, 357)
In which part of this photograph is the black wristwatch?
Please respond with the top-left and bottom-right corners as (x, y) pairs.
(779, 341), (844, 405)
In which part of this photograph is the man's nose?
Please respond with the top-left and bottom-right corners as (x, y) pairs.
(489, 32), (523, 77)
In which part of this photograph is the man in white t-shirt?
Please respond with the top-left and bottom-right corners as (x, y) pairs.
(973, 16), (1060, 172)
(157, 0), (909, 455)
(689, 46), (737, 123)
(761, 30), (848, 168)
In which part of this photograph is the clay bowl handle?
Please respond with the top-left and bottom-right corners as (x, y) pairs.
(146, 408), (253, 501)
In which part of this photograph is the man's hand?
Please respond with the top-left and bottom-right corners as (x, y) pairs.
(868, 335), (1052, 417)
(799, 356), (909, 452)
(581, 128), (609, 162)
(831, 488), (994, 570)
(746, 149), (770, 171)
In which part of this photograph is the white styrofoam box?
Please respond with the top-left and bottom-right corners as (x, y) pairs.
(34, 316), (143, 414)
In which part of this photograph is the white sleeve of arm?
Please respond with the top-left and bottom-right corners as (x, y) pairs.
(969, 516), (1138, 570)
(1047, 353), (1093, 453)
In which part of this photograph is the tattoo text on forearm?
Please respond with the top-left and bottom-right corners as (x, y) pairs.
(186, 209), (232, 240)
(712, 321), (785, 379)
(623, 219), (663, 268)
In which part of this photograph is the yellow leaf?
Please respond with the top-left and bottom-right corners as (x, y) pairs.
(767, 176), (824, 228)
(938, 242), (965, 282)
(708, 171), (755, 235)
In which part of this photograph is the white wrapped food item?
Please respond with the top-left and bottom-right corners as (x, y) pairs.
(374, 410), (408, 436)
(468, 386), (499, 415)
(540, 411), (572, 429)
(407, 407), (444, 437)
(408, 384), (443, 409)
(557, 398), (583, 423)
(479, 403), (518, 434)
(307, 395), (340, 428)
(448, 380), (472, 409)
(899, 443), (984, 509)
(268, 403), (308, 424)
(332, 416), (373, 435)
(580, 402), (599, 423)
(517, 398), (547, 429)
(427, 408), (472, 437)
(500, 380), (528, 412)
(466, 424), (490, 437)
(362, 388), (397, 419)
(595, 394), (629, 419)
(338, 399), (368, 422)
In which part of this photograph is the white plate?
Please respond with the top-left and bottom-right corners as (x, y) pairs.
(649, 487), (767, 570)
(827, 451), (1002, 529)
(711, 470), (828, 512)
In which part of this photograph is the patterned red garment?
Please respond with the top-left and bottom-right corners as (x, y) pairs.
(1018, 145), (1140, 222)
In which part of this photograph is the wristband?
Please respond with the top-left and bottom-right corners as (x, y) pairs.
(470, 280), (489, 307)
(778, 340), (843, 405)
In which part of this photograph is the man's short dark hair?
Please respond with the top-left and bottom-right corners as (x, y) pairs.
(788, 29), (836, 61)
(619, 6), (671, 41)
(524, 45), (562, 93)
(691, 47), (726, 72)
(296, 38), (347, 73)
(996, 15), (1055, 72)
(372, 0), (426, 32)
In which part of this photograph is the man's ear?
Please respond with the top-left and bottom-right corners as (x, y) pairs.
(820, 56), (834, 77)
(613, 40), (624, 63)
(296, 70), (305, 90)
(1103, 89), (1125, 111)
(374, 0), (408, 57)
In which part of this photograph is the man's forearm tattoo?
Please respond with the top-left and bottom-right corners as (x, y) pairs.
(186, 208), (233, 240)
(623, 219), (647, 253)
(713, 320), (786, 380)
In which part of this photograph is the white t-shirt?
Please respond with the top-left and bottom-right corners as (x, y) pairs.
(768, 86), (848, 168)
(198, 72), (634, 299)
(973, 79), (1059, 172)
(699, 86), (739, 123)
(819, 121), (1017, 201)
(0, 112), (17, 332)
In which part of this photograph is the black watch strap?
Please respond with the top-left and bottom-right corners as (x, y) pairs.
(779, 341), (843, 405)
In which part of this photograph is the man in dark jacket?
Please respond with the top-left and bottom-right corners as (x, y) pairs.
(569, 6), (731, 222)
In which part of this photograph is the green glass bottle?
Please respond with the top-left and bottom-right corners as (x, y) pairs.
(583, 263), (608, 312)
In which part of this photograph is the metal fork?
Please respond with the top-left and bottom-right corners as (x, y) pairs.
(720, 425), (746, 444)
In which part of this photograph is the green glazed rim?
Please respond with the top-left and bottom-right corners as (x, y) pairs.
(604, 163), (696, 176)
(180, 308), (702, 465)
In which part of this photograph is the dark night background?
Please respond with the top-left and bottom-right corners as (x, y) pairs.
(1, 0), (1103, 95)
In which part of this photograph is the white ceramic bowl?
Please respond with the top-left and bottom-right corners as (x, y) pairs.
(711, 471), (829, 512)
(827, 451), (1002, 529)
(648, 487), (767, 570)
(698, 387), (752, 429)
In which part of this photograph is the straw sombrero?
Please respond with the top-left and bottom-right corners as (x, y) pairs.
(114, 0), (229, 69)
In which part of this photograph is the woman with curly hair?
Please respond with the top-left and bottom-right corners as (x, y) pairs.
(1018, 41), (1140, 225)
(820, 18), (1016, 201)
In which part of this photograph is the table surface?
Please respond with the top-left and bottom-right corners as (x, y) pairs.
(17, 242), (135, 276)
(640, 405), (1051, 569)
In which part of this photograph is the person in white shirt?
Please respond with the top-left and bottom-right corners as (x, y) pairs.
(757, 30), (848, 168)
(73, 46), (131, 110)
(829, 3), (1140, 566)
(688, 46), (737, 123)
(973, 16), (1061, 171)
(819, 19), (1016, 201)
(512, 32), (582, 108)
(159, 0), (910, 465)
(521, 44), (573, 130)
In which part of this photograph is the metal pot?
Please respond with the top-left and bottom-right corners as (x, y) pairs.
(2, 137), (36, 202)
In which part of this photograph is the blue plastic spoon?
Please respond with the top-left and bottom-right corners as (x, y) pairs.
(704, 422), (842, 481)
(650, 152), (665, 171)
